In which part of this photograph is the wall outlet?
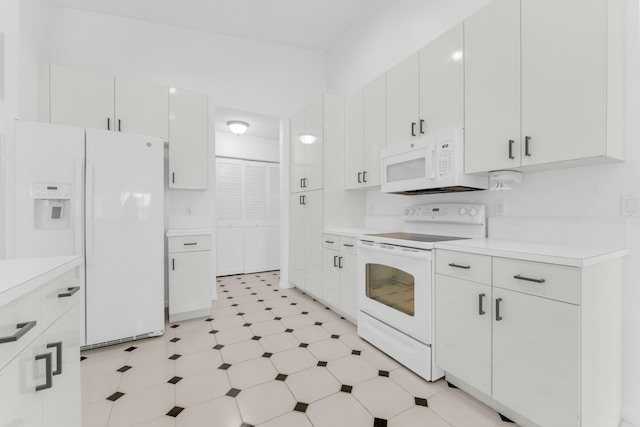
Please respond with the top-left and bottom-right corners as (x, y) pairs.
(494, 200), (505, 217)
(621, 195), (639, 217)
(185, 204), (193, 215)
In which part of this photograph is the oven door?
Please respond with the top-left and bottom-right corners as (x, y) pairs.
(357, 241), (433, 344)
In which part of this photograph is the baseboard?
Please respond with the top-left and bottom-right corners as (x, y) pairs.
(622, 405), (640, 427)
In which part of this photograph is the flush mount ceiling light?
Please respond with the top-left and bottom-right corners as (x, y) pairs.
(299, 134), (316, 144)
(227, 120), (249, 135)
(489, 170), (522, 191)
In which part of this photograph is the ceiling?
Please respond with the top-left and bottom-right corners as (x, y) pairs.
(49, 0), (376, 51)
(215, 106), (280, 140)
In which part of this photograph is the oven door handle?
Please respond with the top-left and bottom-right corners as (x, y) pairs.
(357, 242), (432, 260)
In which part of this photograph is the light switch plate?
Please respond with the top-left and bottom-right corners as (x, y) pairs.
(621, 195), (639, 217)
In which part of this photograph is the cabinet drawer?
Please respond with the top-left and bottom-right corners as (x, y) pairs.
(339, 236), (357, 255)
(493, 258), (580, 304)
(168, 235), (211, 253)
(322, 234), (340, 250)
(0, 289), (42, 371)
(435, 250), (491, 285)
(41, 269), (81, 328)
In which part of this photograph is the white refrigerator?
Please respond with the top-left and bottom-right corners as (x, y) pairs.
(13, 121), (165, 347)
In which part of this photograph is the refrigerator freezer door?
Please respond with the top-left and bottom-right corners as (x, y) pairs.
(85, 129), (164, 346)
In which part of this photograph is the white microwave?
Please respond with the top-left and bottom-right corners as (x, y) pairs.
(381, 128), (488, 195)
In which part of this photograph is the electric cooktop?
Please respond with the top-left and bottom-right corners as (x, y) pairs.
(366, 232), (468, 243)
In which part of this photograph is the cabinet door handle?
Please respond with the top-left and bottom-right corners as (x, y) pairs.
(172, 258), (175, 271)
(46, 342), (63, 376)
(325, 240), (334, 244)
(508, 140), (515, 160)
(107, 117), (111, 131)
(363, 171), (367, 183)
(478, 293), (486, 315)
(303, 178), (308, 188)
(118, 119), (122, 132)
(35, 352), (53, 391)
(172, 172), (175, 184)
(300, 195), (307, 205)
(58, 286), (80, 298)
(300, 178), (304, 188)
(448, 263), (470, 270)
(0, 321), (37, 344)
(338, 256), (343, 268)
(183, 242), (197, 246)
(514, 274), (545, 284)
(495, 298), (503, 321)
(411, 122), (416, 137)
(419, 119), (425, 134)
(358, 172), (362, 183)
(525, 136), (531, 156)
(343, 244), (354, 247)
(334, 255), (338, 267)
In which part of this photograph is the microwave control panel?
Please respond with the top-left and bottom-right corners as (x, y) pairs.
(436, 142), (454, 179)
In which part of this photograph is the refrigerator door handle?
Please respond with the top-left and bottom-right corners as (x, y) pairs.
(86, 161), (95, 266)
(74, 159), (84, 257)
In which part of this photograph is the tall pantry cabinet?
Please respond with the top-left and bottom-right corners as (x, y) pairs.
(289, 95), (364, 299)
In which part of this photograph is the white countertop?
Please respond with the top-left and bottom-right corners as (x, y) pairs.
(323, 228), (385, 237)
(166, 228), (212, 237)
(435, 238), (627, 267)
(0, 256), (83, 306)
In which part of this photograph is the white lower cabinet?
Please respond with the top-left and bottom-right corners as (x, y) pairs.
(321, 234), (358, 322)
(435, 249), (622, 427)
(168, 233), (212, 323)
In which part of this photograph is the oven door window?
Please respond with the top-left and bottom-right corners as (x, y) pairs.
(365, 263), (415, 316)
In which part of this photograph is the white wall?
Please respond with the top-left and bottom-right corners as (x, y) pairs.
(215, 132), (279, 163)
(327, 0), (640, 424)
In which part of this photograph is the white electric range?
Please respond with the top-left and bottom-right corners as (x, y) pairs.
(357, 203), (486, 381)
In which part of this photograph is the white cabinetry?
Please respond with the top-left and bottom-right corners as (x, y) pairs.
(169, 88), (208, 189)
(464, 0), (625, 174)
(435, 249), (623, 427)
(168, 233), (212, 322)
(289, 190), (323, 298)
(49, 64), (169, 139)
(291, 97), (324, 192)
(345, 75), (386, 189)
(0, 260), (82, 427)
(386, 24), (464, 146)
(322, 234), (358, 322)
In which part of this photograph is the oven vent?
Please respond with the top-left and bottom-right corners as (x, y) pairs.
(390, 185), (486, 195)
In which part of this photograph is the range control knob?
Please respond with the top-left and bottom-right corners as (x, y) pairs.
(469, 208), (479, 217)
(458, 207), (468, 216)
(409, 209), (415, 215)
(404, 209), (409, 216)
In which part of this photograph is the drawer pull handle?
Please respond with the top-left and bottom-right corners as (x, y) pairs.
(358, 172), (362, 183)
(338, 256), (343, 269)
(334, 256), (338, 268)
(47, 342), (63, 375)
(514, 275), (545, 284)
(0, 321), (37, 344)
(478, 293), (486, 315)
(448, 263), (470, 270)
(35, 352), (53, 391)
(325, 240), (335, 244)
(343, 244), (354, 247)
(58, 286), (80, 298)
(495, 298), (503, 321)
(183, 242), (197, 246)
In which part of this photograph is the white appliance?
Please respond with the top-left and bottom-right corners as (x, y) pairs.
(357, 203), (486, 380)
(13, 121), (165, 348)
(381, 128), (488, 195)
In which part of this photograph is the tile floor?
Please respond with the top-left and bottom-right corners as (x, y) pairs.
(81, 271), (520, 427)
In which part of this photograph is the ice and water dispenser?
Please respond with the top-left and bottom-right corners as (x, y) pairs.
(31, 183), (71, 229)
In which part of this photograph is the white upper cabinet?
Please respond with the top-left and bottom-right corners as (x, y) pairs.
(386, 52), (421, 146)
(465, 0), (625, 174)
(290, 97), (324, 193)
(419, 23), (464, 137)
(168, 87), (208, 189)
(50, 64), (115, 131)
(115, 76), (169, 141)
(346, 75), (387, 190)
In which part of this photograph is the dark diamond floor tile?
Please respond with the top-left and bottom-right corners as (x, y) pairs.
(265, 308), (273, 311)
(107, 392), (125, 402)
(317, 361), (328, 367)
(341, 385), (353, 393)
(379, 370), (389, 377)
(314, 322), (323, 326)
(214, 344), (224, 350)
(168, 376), (183, 384)
(294, 402), (309, 412)
(219, 363), (232, 370)
(169, 354), (182, 360)
(166, 406), (184, 417)
(251, 293), (257, 295)
(237, 312), (245, 316)
(226, 297), (233, 300)
(258, 299), (265, 302)
(447, 381), (458, 389)
(210, 329), (219, 335)
(252, 336), (262, 341)
(275, 374), (288, 381)
(240, 423), (254, 427)
(415, 397), (428, 407)
(274, 317), (282, 320)
(205, 318), (213, 322)
(352, 350), (361, 356)
(262, 352), (273, 358)
(80, 356), (87, 361)
(499, 413), (515, 423)
(281, 295), (288, 299)
(290, 302), (298, 306)
(170, 324), (180, 328)
(170, 338), (180, 343)
(117, 365), (132, 373)
(285, 329), (294, 333)
(226, 388), (241, 397)
(301, 312), (309, 315)
(124, 346), (137, 352)
(331, 335), (340, 339)
(232, 304), (239, 307)
(374, 418), (388, 427)
(243, 323), (252, 327)
(299, 343), (309, 348)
